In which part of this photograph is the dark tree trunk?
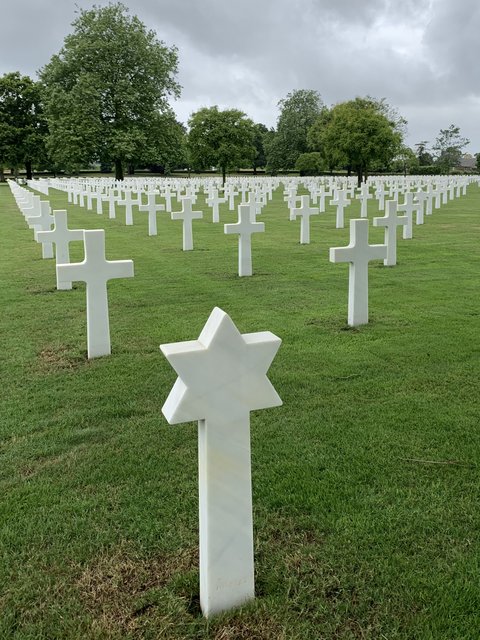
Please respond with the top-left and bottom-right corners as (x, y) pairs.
(0, 167), (4, 182)
(253, 164), (257, 175)
(357, 166), (363, 187)
(115, 159), (124, 181)
(25, 160), (33, 180)
(222, 165), (226, 185)
(127, 163), (135, 175)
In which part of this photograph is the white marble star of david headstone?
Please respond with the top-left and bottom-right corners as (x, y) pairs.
(161, 307), (282, 618)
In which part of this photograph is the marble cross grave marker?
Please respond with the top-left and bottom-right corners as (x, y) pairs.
(171, 197), (203, 250)
(36, 210), (85, 289)
(291, 195), (319, 244)
(29, 201), (55, 259)
(330, 189), (351, 229)
(118, 189), (136, 226)
(329, 218), (387, 326)
(161, 307), (282, 618)
(56, 229), (134, 358)
(102, 190), (118, 219)
(224, 203), (265, 276)
(206, 189), (226, 223)
(397, 191), (419, 239)
(138, 192), (165, 236)
(357, 183), (373, 218)
(372, 200), (407, 266)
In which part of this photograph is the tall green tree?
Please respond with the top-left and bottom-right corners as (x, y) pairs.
(125, 108), (187, 174)
(307, 107), (344, 173)
(308, 97), (403, 185)
(252, 123), (268, 174)
(39, 2), (180, 180)
(187, 106), (255, 184)
(391, 145), (420, 176)
(0, 72), (47, 180)
(295, 152), (324, 176)
(433, 125), (470, 174)
(267, 89), (323, 170)
(414, 140), (433, 166)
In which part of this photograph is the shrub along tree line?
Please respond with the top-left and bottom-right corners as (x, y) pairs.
(0, 2), (474, 182)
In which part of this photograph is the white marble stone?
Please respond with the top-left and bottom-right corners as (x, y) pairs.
(330, 189), (351, 229)
(397, 192), (419, 239)
(21, 194), (40, 218)
(56, 229), (134, 358)
(329, 218), (387, 326)
(102, 190), (118, 219)
(357, 183), (373, 218)
(224, 203), (264, 276)
(171, 197), (203, 251)
(118, 189), (135, 225)
(36, 210), (84, 289)
(414, 191), (426, 225)
(138, 192), (165, 236)
(206, 189), (226, 223)
(291, 195), (319, 244)
(29, 201), (55, 259)
(373, 200), (407, 266)
(161, 307), (282, 618)
(375, 184), (388, 211)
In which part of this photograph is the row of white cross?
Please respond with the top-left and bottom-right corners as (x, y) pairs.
(13, 174), (477, 348)
(10, 182), (134, 358)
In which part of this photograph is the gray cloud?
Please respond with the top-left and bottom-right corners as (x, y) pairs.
(0, 0), (478, 152)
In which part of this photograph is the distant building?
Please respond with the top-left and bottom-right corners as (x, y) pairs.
(458, 153), (477, 170)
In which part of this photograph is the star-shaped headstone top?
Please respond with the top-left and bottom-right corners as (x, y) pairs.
(161, 307), (282, 424)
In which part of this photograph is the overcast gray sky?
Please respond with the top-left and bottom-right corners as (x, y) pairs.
(1, 0), (479, 154)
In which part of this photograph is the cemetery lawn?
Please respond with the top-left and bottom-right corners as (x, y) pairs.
(1, 181), (479, 640)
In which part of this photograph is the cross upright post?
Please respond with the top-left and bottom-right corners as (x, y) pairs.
(56, 229), (134, 358)
(329, 218), (387, 326)
(373, 200), (407, 266)
(330, 189), (351, 228)
(138, 191), (165, 236)
(285, 190), (300, 219)
(102, 190), (118, 219)
(224, 203), (265, 276)
(171, 197), (203, 250)
(375, 184), (388, 211)
(85, 187), (94, 211)
(162, 186), (173, 212)
(317, 186), (327, 212)
(425, 184), (434, 215)
(223, 184), (238, 210)
(206, 189), (226, 223)
(357, 183), (373, 218)
(161, 307), (282, 618)
(21, 194), (41, 219)
(118, 189), (135, 225)
(397, 191), (419, 239)
(36, 210), (85, 289)
(94, 188), (104, 215)
(28, 201), (55, 259)
(291, 195), (319, 244)
(78, 189), (86, 208)
(414, 190), (427, 224)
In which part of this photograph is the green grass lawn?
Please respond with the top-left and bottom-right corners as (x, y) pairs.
(1, 180), (479, 639)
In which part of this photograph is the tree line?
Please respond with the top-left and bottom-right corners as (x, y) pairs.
(0, 2), (476, 183)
